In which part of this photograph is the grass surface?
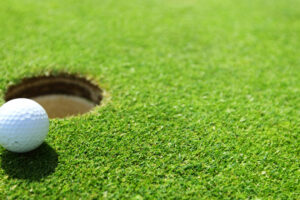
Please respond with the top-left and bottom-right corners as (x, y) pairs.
(0, 0), (299, 199)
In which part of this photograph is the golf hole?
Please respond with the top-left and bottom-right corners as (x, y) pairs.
(4, 74), (103, 118)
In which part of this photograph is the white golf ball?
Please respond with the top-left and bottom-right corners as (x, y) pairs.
(0, 98), (49, 153)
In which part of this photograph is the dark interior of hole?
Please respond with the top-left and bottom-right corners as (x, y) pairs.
(5, 75), (103, 105)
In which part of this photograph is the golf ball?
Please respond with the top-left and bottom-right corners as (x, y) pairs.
(0, 98), (49, 153)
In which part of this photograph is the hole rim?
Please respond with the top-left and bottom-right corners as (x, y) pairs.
(4, 73), (104, 118)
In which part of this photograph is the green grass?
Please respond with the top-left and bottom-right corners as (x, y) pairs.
(0, 0), (299, 199)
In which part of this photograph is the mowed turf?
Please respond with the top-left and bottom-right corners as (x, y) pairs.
(0, 0), (299, 199)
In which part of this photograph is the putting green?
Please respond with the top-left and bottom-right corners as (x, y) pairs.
(0, 0), (299, 199)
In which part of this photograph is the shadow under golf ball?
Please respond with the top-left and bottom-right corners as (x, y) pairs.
(1, 143), (58, 181)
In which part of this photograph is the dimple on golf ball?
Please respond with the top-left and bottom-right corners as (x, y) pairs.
(0, 98), (49, 153)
